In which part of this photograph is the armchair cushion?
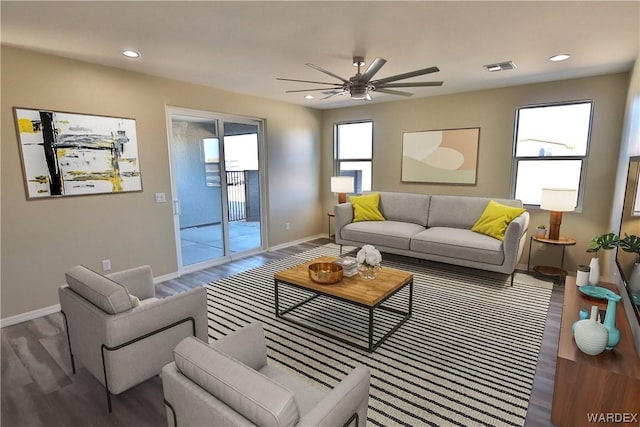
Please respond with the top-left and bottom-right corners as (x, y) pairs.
(212, 321), (268, 370)
(107, 265), (155, 300)
(65, 265), (133, 315)
(174, 336), (299, 427)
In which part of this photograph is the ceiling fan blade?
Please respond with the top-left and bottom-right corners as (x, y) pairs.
(359, 57), (387, 83)
(377, 81), (444, 88)
(285, 87), (346, 93)
(375, 88), (414, 97)
(321, 91), (347, 100)
(372, 66), (440, 85)
(306, 63), (350, 84)
(276, 78), (343, 86)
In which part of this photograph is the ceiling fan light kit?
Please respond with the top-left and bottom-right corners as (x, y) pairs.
(278, 56), (443, 101)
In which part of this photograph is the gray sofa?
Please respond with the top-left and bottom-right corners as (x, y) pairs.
(335, 192), (529, 280)
(162, 322), (370, 427)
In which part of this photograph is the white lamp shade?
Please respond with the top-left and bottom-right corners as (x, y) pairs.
(540, 188), (577, 212)
(331, 176), (354, 193)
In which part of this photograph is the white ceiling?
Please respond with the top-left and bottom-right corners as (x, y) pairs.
(2, 1), (638, 109)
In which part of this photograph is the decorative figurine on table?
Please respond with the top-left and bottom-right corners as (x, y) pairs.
(603, 292), (621, 350)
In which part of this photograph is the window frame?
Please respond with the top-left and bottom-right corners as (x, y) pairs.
(510, 100), (594, 211)
(333, 120), (374, 193)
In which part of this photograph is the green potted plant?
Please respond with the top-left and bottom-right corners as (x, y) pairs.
(535, 224), (547, 238)
(619, 233), (640, 293)
(586, 232), (619, 285)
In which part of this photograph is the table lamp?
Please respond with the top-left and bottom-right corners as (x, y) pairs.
(540, 188), (577, 240)
(331, 176), (354, 204)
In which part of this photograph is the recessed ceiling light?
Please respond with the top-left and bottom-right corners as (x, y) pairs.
(550, 54), (571, 62)
(122, 50), (140, 58)
(304, 95), (314, 100)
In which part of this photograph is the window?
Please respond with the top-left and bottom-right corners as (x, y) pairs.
(511, 101), (593, 208)
(334, 121), (373, 193)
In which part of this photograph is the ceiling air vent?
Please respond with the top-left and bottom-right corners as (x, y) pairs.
(484, 61), (517, 72)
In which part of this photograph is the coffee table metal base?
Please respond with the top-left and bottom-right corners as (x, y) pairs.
(274, 278), (413, 353)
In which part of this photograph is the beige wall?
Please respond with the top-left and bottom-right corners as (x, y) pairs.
(1, 46), (322, 319)
(321, 73), (630, 279)
(1, 45), (632, 321)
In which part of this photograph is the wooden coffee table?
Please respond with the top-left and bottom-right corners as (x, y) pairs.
(274, 256), (413, 352)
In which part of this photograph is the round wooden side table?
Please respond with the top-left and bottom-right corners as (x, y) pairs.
(527, 235), (577, 284)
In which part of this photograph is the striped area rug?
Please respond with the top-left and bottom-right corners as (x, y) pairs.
(205, 243), (553, 427)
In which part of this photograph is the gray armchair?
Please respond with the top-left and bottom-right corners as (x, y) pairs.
(58, 265), (208, 412)
(162, 322), (370, 427)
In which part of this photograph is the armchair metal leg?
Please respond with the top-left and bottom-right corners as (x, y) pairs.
(100, 316), (196, 413)
(164, 399), (178, 427)
(60, 311), (76, 374)
(343, 413), (359, 427)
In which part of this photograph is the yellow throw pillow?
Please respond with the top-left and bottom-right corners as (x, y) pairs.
(471, 200), (525, 241)
(350, 193), (386, 222)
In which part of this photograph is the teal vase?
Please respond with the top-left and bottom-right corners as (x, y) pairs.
(603, 293), (621, 350)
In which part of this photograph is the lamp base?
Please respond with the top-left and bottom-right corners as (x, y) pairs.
(338, 193), (347, 204)
(548, 210), (563, 240)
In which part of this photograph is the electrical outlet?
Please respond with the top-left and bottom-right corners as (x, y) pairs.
(102, 259), (112, 272)
(155, 192), (166, 203)
(285, 222), (290, 230)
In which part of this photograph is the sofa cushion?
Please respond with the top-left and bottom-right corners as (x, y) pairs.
(350, 193), (385, 222)
(411, 227), (505, 265)
(378, 192), (430, 226)
(471, 200), (526, 241)
(174, 337), (299, 427)
(428, 195), (522, 229)
(65, 265), (133, 315)
(341, 221), (425, 250)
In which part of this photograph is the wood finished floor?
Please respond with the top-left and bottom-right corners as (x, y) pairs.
(1, 238), (561, 426)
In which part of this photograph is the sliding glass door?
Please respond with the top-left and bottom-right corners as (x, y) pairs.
(166, 107), (264, 272)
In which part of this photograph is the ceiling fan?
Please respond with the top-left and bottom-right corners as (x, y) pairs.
(277, 56), (443, 101)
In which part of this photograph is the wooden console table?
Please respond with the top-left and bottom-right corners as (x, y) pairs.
(551, 277), (640, 426)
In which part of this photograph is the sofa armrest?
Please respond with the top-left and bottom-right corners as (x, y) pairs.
(212, 321), (268, 370)
(107, 265), (155, 300)
(298, 365), (370, 427)
(502, 211), (530, 271)
(104, 286), (208, 347)
(334, 203), (353, 244)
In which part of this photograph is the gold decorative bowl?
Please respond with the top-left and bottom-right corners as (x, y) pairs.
(308, 262), (343, 284)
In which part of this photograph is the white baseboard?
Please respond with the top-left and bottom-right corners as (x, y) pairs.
(154, 271), (180, 283)
(268, 234), (326, 252)
(1, 304), (61, 328)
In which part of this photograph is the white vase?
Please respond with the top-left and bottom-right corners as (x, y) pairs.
(576, 265), (590, 286)
(628, 263), (640, 294)
(574, 305), (608, 356)
(588, 257), (600, 285)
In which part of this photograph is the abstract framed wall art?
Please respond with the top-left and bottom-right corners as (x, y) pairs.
(401, 127), (480, 185)
(13, 108), (142, 198)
